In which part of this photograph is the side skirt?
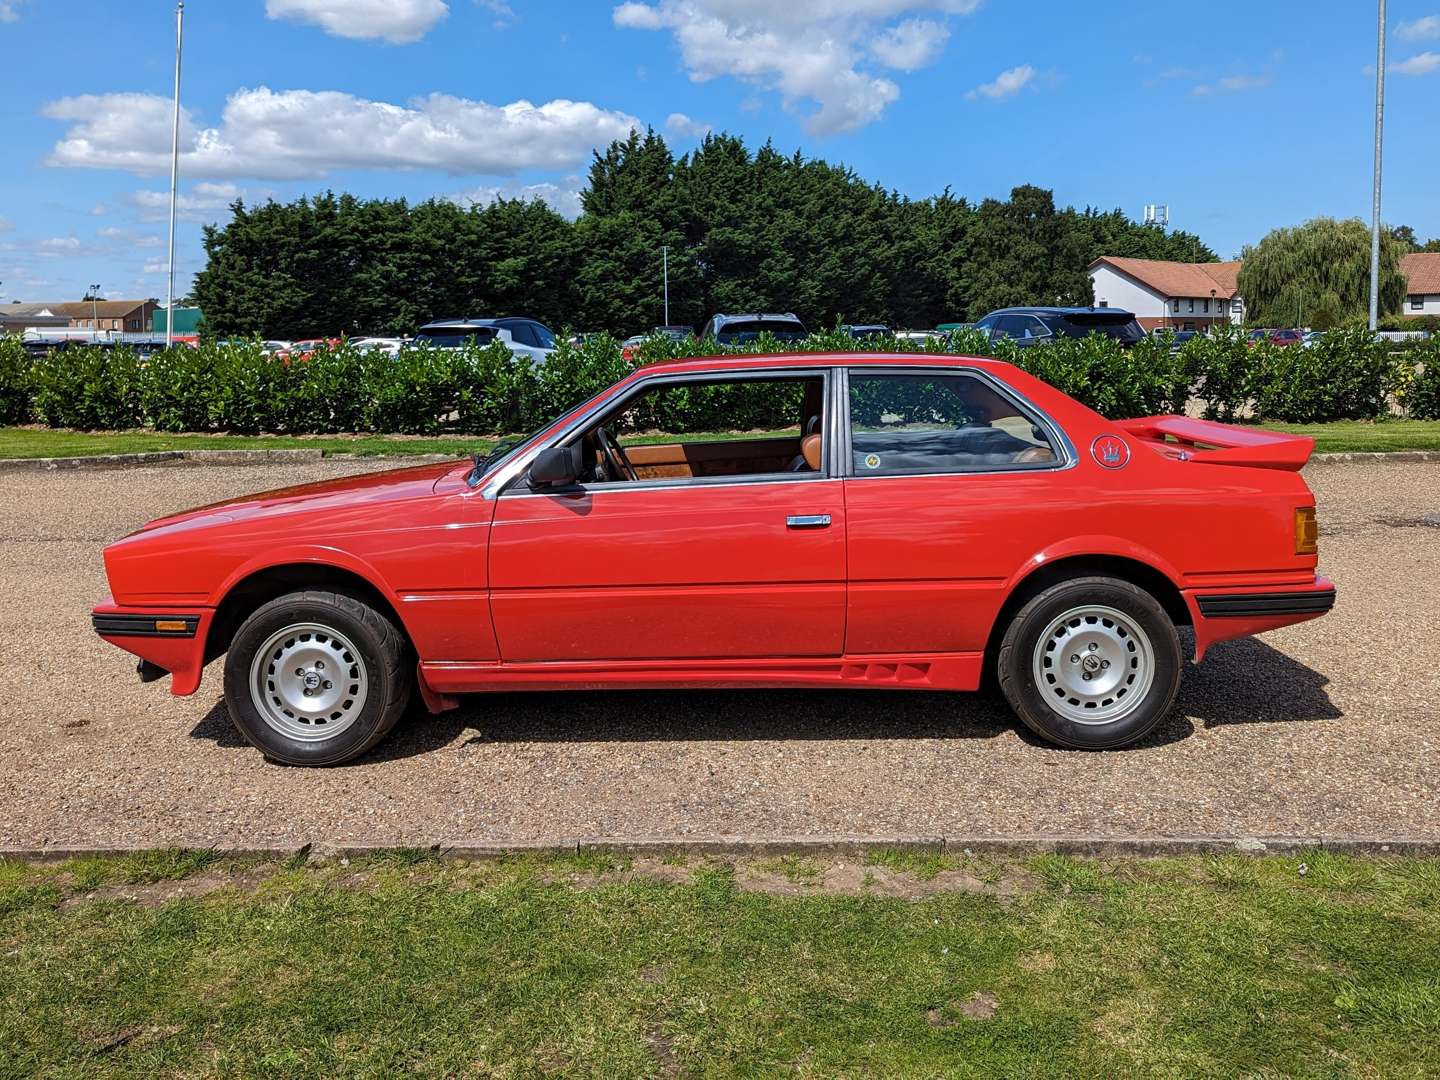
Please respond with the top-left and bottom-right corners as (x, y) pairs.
(420, 653), (984, 695)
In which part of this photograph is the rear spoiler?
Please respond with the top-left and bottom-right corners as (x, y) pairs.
(1116, 415), (1315, 471)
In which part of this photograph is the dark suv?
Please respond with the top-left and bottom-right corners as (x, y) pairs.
(701, 313), (807, 345)
(971, 307), (1146, 348)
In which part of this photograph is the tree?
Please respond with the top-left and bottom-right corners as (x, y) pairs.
(192, 131), (1225, 337)
(1237, 217), (1408, 329)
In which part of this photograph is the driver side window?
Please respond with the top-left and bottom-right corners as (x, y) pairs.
(571, 373), (827, 486)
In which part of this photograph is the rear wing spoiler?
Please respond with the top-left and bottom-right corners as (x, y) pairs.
(1116, 415), (1315, 471)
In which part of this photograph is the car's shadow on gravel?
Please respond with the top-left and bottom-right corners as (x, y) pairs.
(187, 634), (1341, 763)
(1135, 634), (1342, 748)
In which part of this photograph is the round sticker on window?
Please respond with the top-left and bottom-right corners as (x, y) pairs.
(863, 453), (882, 469)
(1090, 435), (1130, 470)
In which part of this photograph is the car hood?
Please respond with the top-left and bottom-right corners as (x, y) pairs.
(132, 459), (466, 535)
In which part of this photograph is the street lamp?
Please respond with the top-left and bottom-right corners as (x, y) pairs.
(1369, 0), (1386, 332)
(661, 245), (670, 327)
(89, 284), (101, 337)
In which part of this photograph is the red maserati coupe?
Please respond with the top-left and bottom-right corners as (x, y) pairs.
(93, 353), (1334, 765)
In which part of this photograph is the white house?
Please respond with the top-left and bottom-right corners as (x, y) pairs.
(1088, 257), (1244, 332)
(1402, 253), (1440, 318)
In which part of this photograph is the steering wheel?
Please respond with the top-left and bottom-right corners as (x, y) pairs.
(595, 426), (638, 482)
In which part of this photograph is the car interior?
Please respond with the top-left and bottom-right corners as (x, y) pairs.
(848, 373), (1058, 473)
(573, 376), (826, 485)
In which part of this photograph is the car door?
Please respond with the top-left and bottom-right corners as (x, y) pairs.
(486, 369), (846, 662)
(841, 366), (1073, 656)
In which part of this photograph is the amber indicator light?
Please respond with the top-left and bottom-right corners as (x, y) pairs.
(1295, 507), (1318, 556)
(154, 619), (190, 633)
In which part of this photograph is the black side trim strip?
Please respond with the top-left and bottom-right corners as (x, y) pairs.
(1196, 589), (1336, 618)
(92, 613), (200, 638)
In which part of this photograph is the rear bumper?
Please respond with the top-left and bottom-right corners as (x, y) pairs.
(91, 597), (212, 696)
(1185, 577), (1335, 661)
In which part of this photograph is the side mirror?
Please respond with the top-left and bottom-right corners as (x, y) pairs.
(526, 445), (581, 489)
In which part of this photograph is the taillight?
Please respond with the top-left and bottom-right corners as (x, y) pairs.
(1295, 507), (1317, 556)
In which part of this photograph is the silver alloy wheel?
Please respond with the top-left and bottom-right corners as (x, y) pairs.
(249, 621), (369, 742)
(1031, 604), (1155, 725)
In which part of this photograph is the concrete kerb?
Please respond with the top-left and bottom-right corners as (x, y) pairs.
(5, 835), (1440, 864)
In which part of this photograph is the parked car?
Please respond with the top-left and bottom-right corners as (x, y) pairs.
(92, 351), (1334, 765)
(276, 337), (343, 362)
(1301, 331), (1326, 348)
(972, 307), (1147, 347)
(352, 337), (405, 357)
(1247, 328), (1303, 348)
(701, 313), (807, 345)
(621, 326), (693, 362)
(412, 317), (557, 364)
(842, 324), (890, 340)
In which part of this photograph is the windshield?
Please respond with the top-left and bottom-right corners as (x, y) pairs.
(415, 326), (498, 347)
(1051, 313), (1145, 344)
(715, 319), (807, 344)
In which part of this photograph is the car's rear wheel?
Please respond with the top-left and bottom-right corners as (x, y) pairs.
(997, 576), (1181, 749)
(223, 590), (411, 766)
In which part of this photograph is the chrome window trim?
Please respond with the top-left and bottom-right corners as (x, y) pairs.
(839, 364), (1077, 478)
(486, 365), (833, 499)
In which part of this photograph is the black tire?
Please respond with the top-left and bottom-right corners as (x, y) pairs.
(997, 576), (1181, 750)
(222, 590), (412, 766)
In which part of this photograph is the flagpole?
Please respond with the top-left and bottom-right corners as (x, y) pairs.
(1369, 0), (1385, 332)
(166, 0), (184, 348)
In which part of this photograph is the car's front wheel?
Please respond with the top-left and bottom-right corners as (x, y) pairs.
(997, 576), (1181, 749)
(222, 590), (411, 766)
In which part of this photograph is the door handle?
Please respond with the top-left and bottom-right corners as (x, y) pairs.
(786, 514), (831, 529)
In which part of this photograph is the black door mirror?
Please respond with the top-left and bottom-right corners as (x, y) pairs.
(526, 445), (581, 489)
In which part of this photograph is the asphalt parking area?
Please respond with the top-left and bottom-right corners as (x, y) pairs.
(0, 458), (1437, 850)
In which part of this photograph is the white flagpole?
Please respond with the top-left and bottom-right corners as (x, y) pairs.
(166, 1), (184, 348)
(1369, 0), (1385, 332)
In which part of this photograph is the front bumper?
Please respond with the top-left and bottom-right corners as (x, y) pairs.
(91, 597), (213, 695)
(1184, 577), (1335, 661)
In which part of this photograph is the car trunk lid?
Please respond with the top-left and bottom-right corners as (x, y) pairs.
(1117, 415), (1315, 471)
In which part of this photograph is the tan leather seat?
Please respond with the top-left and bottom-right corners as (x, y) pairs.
(1015, 445), (1054, 464)
(801, 433), (821, 470)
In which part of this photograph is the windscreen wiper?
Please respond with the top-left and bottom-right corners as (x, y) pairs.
(466, 440), (518, 487)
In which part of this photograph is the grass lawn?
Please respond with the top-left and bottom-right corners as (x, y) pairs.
(0, 427), (803, 461)
(1258, 419), (1440, 453)
(2, 850), (1437, 1077)
(2, 421), (1439, 461)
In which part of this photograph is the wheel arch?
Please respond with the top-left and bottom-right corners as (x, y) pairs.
(205, 561), (410, 665)
(984, 551), (1190, 667)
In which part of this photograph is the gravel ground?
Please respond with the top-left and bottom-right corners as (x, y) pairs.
(1, 458), (1437, 850)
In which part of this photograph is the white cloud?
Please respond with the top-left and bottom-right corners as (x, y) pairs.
(612, 1), (979, 134)
(265, 0), (449, 44)
(142, 258), (170, 275)
(448, 181), (585, 220)
(665, 111), (712, 137)
(40, 237), (82, 251)
(44, 89), (640, 181)
(966, 64), (1035, 101)
(0, 1), (26, 22)
(129, 182), (259, 223)
(1397, 14), (1440, 40)
(96, 227), (127, 239)
(871, 18), (949, 70)
(475, 0), (516, 26)
(1192, 73), (1271, 95)
(1390, 51), (1440, 75)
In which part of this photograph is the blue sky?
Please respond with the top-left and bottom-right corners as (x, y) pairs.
(1, 0), (1437, 304)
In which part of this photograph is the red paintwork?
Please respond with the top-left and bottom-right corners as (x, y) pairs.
(93, 353), (1333, 704)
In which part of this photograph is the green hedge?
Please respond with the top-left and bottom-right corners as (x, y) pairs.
(0, 325), (1433, 437)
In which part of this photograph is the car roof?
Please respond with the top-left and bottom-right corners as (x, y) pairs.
(707, 312), (803, 323)
(632, 350), (1011, 379)
(986, 306), (1137, 317)
(418, 316), (538, 329)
